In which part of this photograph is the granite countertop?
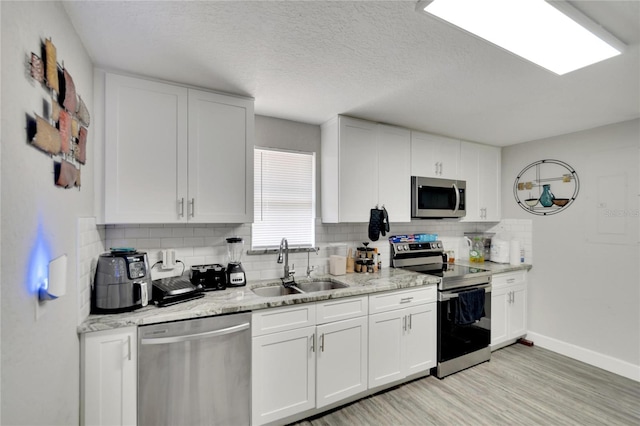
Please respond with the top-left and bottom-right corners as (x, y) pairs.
(78, 267), (439, 333)
(78, 261), (532, 334)
(454, 260), (533, 273)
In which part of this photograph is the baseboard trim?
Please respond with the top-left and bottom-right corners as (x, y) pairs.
(526, 332), (640, 382)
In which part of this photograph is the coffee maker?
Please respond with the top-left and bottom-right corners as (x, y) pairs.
(226, 237), (246, 286)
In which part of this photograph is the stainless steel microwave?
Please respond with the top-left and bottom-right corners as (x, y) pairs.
(411, 176), (466, 218)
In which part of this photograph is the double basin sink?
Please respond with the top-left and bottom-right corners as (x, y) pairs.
(252, 280), (348, 297)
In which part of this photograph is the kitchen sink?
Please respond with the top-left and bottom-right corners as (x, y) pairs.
(251, 281), (349, 297)
(251, 286), (302, 297)
(295, 281), (349, 292)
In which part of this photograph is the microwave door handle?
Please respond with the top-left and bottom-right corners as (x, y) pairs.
(452, 183), (460, 213)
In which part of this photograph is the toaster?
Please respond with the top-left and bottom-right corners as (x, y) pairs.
(92, 249), (151, 313)
(190, 264), (227, 291)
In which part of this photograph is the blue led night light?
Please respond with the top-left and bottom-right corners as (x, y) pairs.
(27, 222), (52, 295)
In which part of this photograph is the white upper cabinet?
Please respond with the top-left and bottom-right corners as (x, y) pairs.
(103, 73), (253, 224)
(188, 89), (254, 223)
(321, 116), (411, 223)
(377, 124), (412, 222)
(105, 73), (188, 223)
(460, 141), (501, 222)
(410, 131), (460, 179)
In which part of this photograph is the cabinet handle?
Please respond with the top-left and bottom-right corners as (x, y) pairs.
(178, 198), (184, 218)
(400, 297), (413, 304)
(439, 162), (443, 176)
(507, 278), (516, 284)
(434, 162), (439, 175)
(126, 335), (132, 361)
(190, 198), (195, 218)
(408, 313), (412, 330)
(403, 315), (406, 331)
(310, 333), (315, 353)
(320, 333), (325, 352)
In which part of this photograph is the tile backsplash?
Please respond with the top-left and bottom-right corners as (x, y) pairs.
(78, 217), (532, 323)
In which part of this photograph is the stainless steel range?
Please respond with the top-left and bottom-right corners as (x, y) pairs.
(390, 237), (492, 378)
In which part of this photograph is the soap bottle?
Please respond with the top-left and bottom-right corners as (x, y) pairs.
(470, 237), (484, 263)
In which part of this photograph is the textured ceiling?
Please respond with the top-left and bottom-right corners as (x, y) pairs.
(63, 0), (640, 146)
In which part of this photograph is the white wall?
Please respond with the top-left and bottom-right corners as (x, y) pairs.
(502, 119), (640, 380)
(1, 1), (94, 424)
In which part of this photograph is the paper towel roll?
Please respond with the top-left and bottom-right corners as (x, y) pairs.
(509, 240), (521, 265)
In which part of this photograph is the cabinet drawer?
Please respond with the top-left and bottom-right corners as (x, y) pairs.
(252, 304), (316, 337)
(492, 271), (527, 289)
(316, 296), (368, 325)
(368, 286), (437, 315)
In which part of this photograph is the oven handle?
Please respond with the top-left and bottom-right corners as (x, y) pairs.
(439, 283), (491, 302)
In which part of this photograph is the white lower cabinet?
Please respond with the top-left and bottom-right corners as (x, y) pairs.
(316, 316), (368, 408)
(252, 326), (317, 425)
(368, 287), (437, 389)
(251, 297), (369, 425)
(251, 304), (317, 426)
(81, 327), (137, 426)
(491, 271), (528, 349)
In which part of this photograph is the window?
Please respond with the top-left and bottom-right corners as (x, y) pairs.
(252, 147), (316, 249)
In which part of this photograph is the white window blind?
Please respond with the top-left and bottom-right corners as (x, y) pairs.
(252, 148), (315, 249)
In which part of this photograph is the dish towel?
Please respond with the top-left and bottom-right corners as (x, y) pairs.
(453, 288), (485, 325)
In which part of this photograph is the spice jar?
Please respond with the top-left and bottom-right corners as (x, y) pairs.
(366, 259), (374, 273)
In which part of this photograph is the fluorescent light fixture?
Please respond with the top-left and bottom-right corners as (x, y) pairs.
(417, 0), (625, 75)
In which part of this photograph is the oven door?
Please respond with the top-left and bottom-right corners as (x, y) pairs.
(437, 283), (491, 364)
(411, 176), (466, 218)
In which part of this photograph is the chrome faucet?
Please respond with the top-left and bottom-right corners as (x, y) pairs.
(306, 248), (318, 278)
(277, 238), (295, 285)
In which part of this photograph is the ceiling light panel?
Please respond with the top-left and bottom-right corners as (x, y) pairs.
(418, 0), (625, 75)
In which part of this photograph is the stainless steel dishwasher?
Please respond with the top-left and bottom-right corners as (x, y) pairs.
(138, 313), (251, 425)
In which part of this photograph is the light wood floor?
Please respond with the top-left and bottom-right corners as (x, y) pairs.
(292, 344), (640, 426)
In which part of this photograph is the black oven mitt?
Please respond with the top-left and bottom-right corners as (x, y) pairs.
(368, 208), (383, 241)
(382, 206), (390, 236)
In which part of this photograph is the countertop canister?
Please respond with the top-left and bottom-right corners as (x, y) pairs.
(509, 240), (521, 265)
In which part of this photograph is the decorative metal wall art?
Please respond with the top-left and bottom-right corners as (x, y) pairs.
(513, 159), (579, 215)
(26, 37), (91, 189)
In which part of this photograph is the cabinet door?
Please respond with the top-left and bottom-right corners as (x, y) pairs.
(105, 73), (188, 223)
(404, 303), (437, 376)
(460, 142), (501, 221)
(508, 283), (527, 339)
(82, 327), (137, 426)
(316, 317), (368, 408)
(377, 124), (411, 222)
(251, 327), (316, 426)
(188, 89), (254, 223)
(491, 286), (510, 347)
(411, 131), (460, 179)
(460, 141), (481, 221)
(368, 310), (404, 388)
(338, 117), (379, 222)
(477, 144), (501, 221)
